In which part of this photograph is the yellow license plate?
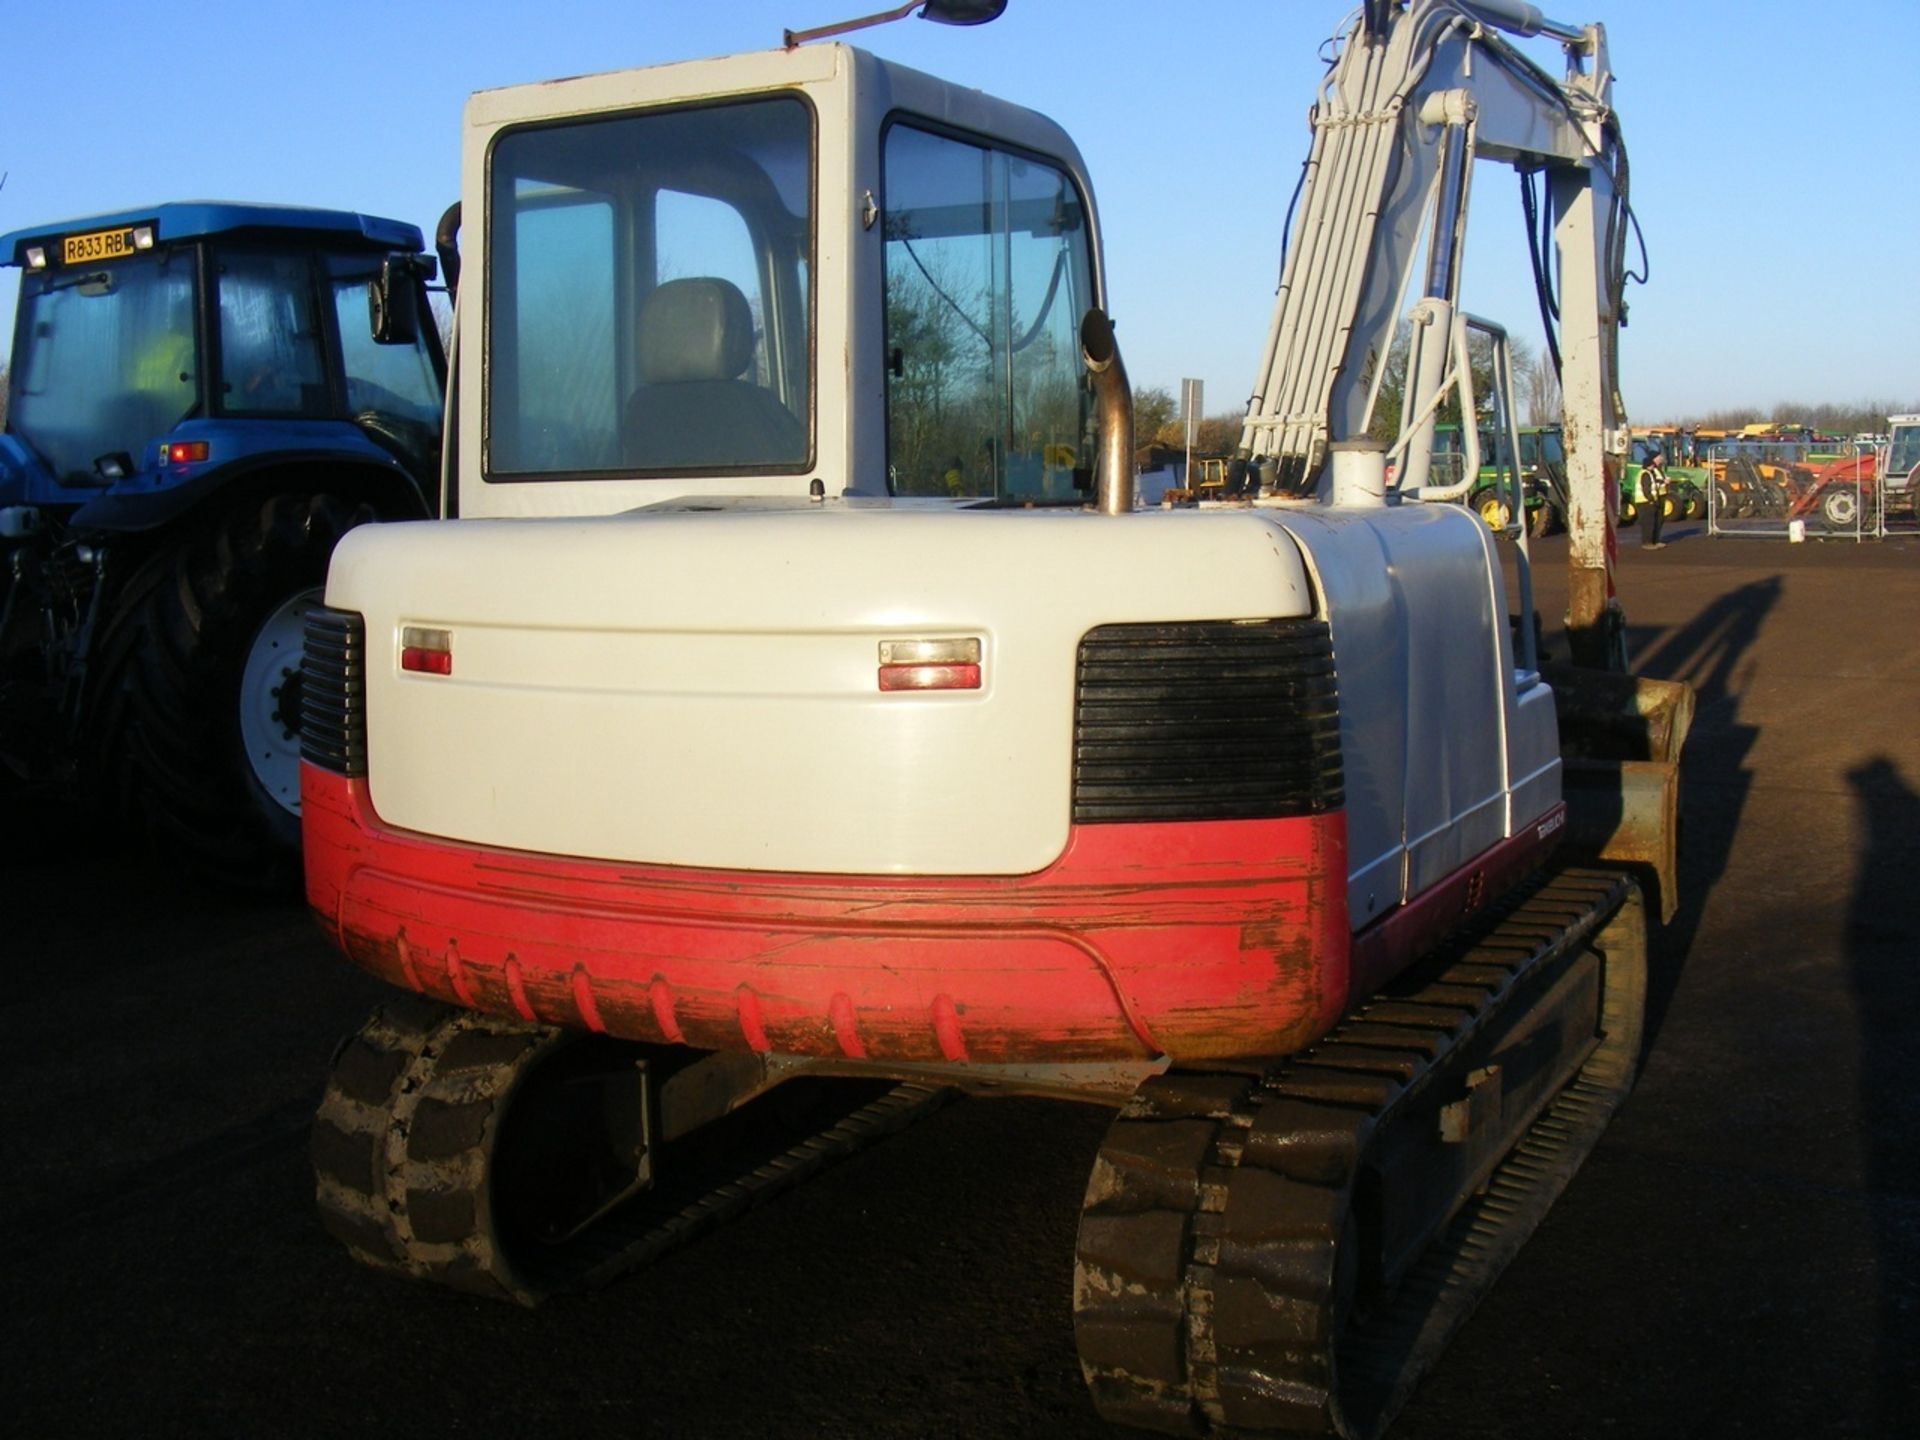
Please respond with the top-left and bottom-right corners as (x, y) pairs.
(62, 227), (136, 265)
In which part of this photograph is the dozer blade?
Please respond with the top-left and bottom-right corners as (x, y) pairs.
(1542, 665), (1694, 922)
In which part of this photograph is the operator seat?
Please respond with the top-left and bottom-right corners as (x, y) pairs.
(623, 277), (806, 468)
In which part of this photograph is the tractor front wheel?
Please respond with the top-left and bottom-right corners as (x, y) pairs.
(1475, 491), (1511, 531)
(87, 490), (373, 890)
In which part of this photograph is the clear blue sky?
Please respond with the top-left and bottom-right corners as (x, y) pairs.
(4, 1), (1914, 423)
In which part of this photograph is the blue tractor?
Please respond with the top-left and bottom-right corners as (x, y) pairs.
(1, 202), (445, 887)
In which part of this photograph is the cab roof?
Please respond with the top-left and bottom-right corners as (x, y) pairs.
(2, 201), (424, 267)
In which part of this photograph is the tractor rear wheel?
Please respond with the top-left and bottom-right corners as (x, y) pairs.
(1820, 487), (1859, 530)
(87, 489), (373, 890)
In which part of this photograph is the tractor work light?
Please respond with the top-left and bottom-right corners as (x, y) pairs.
(24, 245), (47, 270)
(877, 637), (982, 692)
(400, 626), (453, 676)
(131, 226), (156, 251)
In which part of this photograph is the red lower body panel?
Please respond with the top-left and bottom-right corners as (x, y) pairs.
(304, 769), (1565, 1065)
(303, 766), (1351, 1064)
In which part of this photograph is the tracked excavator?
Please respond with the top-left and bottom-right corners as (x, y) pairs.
(301, 2), (1690, 1433)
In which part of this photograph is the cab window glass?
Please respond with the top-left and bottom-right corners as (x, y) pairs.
(1887, 426), (1920, 477)
(503, 189), (618, 471)
(1428, 427), (1465, 487)
(882, 124), (1095, 500)
(333, 278), (443, 427)
(487, 96), (813, 477)
(216, 251), (329, 416)
(8, 249), (196, 482)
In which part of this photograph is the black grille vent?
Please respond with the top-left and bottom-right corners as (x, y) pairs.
(301, 607), (367, 778)
(1072, 619), (1343, 824)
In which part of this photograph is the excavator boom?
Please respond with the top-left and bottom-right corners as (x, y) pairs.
(1241, 0), (1631, 665)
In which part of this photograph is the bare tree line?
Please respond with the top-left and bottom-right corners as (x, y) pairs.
(1662, 399), (1918, 433)
(1131, 386), (1243, 455)
(1138, 344), (1913, 461)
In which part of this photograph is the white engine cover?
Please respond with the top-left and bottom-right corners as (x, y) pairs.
(327, 503), (1315, 876)
(324, 497), (1558, 909)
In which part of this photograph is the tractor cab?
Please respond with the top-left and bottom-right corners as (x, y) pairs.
(1884, 415), (1920, 514)
(1, 202), (447, 887)
(2, 203), (444, 517)
(1431, 421), (1557, 533)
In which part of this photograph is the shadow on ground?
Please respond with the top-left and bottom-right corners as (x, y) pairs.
(1616, 577), (1781, 1050)
(1843, 757), (1920, 1430)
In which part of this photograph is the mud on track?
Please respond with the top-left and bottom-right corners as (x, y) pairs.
(5, 524), (1918, 1438)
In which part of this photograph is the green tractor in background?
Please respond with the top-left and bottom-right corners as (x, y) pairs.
(1430, 424), (1705, 535)
(1620, 430), (1706, 525)
(1432, 422), (1559, 536)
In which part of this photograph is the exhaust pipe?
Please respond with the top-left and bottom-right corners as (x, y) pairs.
(435, 202), (462, 298)
(1080, 308), (1135, 516)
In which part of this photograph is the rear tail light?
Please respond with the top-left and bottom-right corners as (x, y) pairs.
(401, 626), (453, 676)
(878, 637), (982, 692)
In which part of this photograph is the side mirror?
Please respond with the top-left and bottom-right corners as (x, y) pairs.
(921, 0), (1006, 22)
(785, 0), (1004, 48)
(369, 256), (431, 345)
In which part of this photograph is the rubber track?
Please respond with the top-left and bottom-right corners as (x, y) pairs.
(313, 996), (951, 1306)
(1074, 868), (1646, 1438)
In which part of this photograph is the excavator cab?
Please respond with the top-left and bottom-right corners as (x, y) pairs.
(453, 47), (1102, 521)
